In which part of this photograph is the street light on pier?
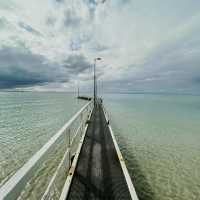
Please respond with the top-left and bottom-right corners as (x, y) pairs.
(94, 57), (102, 106)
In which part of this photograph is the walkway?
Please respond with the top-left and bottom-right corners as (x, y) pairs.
(67, 102), (132, 200)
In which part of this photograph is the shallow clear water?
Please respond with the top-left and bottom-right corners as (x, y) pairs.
(1, 92), (200, 200)
(0, 92), (85, 185)
(104, 94), (200, 200)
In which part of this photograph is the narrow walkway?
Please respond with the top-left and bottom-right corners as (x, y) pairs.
(67, 103), (132, 200)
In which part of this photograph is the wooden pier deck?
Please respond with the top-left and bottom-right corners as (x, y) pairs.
(65, 102), (135, 200)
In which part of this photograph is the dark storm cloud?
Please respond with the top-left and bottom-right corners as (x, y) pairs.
(18, 22), (42, 36)
(63, 54), (92, 73)
(0, 46), (67, 88)
(0, 46), (95, 89)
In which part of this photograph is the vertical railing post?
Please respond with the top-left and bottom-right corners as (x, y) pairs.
(68, 128), (71, 167)
(80, 112), (83, 138)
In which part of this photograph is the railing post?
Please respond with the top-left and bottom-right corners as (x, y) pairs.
(80, 112), (84, 138)
(68, 128), (71, 167)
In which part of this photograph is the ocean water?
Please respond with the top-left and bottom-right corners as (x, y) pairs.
(0, 92), (200, 200)
(104, 94), (200, 200)
(0, 92), (86, 187)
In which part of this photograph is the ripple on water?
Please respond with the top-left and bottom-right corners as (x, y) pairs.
(0, 92), (86, 191)
(104, 94), (200, 200)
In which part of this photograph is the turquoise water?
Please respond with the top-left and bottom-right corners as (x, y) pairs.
(0, 92), (86, 186)
(0, 92), (199, 200)
(104, 94), (200, 200)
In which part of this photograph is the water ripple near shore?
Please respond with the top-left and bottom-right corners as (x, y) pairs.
(105, 94), (200, 200)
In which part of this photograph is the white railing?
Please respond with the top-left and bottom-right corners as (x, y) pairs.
(102, 105), (139, 200)
(0, 100), (93, 200)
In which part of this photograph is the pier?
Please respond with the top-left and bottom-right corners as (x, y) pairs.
(0, 99), (138, 200)
(77, 96), (92, 101)
(61, 101), (138, 200)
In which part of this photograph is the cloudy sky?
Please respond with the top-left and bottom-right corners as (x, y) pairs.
(0, 0), (200, 93)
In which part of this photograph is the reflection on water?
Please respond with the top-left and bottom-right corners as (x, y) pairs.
(104, 94), (200, 200)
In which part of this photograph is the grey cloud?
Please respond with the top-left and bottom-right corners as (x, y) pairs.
(92, 44), (109, 52)
(1, 0), (200, 94)
(0, 46), (67, 88)
(18, 22), (42, 36)
(0, 46), (95, 89)
(88, 0), (106, 6)
(88, 0), (97, 6)
(0, 17), (5, 28)
(192, 77), (200, 84)
(0, 1), (15, 10)
(70, 40), (81, 51)
(55, 0), (64, 3)
(64, 9), (81, 27)
(101, 30), (200, 94)
(83, 0), (105, 20)
(63, 54), (92, 74)
(46, 17), (57, 26)
(113, 0), (129, 5)
(0, 17), (13, 30)
(69, 34), (93, 51)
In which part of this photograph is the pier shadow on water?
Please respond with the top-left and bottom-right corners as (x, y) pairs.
(126, 154), (156, 200)
(108, 111), (156, 200)
(117, 138), (156, 200)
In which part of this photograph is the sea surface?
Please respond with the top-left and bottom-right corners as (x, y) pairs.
(0, 92), (200, 200)
(0, 92), (86, 188)
(104, 93), (200, 200)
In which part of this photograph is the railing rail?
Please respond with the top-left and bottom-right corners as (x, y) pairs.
(102, 104), (139, 200)
(0, 100), (93, 200)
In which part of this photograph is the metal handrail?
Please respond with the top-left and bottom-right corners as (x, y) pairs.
(102, 105), (139, 200)
(42, 107), (93, 200)
(0, 100), (93, 200)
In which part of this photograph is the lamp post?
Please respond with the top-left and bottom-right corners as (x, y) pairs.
(77, 80), (80, 98)
(94, 57), (102, 106)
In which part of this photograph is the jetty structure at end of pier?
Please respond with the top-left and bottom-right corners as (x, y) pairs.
(77, 96), (92, 101)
